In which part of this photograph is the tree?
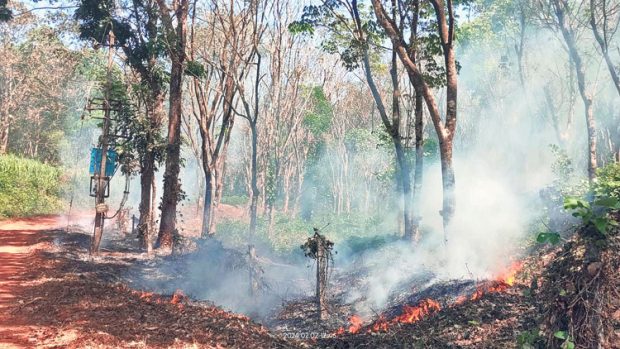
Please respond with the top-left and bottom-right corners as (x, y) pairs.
(235, 5), (266, 247)
(291, 0), (417, 240)
(187, 0), (261, 237)
(1, 15), (82, 161)
(589, 0), (620, 96)
(0, 0), (12, 22)
(260, 6), (313, 227)
(155, 0), (189, 249)
(371, 0), (458, 239)
(533, 0), (598, 181)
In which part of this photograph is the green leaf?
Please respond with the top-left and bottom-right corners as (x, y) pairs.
(564, 197), (589, 210)
(592, 217), (609, 234)
(563, 197), (579, 209)
(288, 21), (315, 35)
(554, 331), (567, 340)
(593, 196), (619, 209)
(185, 60), (206, 79)
(537, 232), (561, 245)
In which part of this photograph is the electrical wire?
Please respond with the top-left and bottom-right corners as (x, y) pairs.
(105, 173), (130, 220)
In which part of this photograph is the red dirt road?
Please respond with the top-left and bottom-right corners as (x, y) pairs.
(0, 215), (69, 348)
(0, 215), (296, 348)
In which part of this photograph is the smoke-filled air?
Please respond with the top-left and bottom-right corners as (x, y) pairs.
(1, 0), (619, 348)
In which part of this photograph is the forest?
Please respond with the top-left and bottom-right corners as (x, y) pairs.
(0, 0), (619, 348)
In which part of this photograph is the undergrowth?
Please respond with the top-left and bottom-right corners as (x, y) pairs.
(0, 154), (65, 218)
(216, 211), (399, 260)
(536, 162), (620, 348)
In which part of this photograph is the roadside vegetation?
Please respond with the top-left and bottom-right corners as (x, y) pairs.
(0, 154), (65, 218)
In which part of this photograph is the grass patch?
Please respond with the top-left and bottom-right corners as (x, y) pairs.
(0, 154), (65, 218)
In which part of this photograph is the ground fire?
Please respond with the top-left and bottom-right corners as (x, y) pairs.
(334, 262), (525, 336)
(134, 289), (188, 309)
(455, 261), (523, 304)
(335, 298), (443, 335)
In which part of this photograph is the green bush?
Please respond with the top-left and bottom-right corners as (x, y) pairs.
(215, 210), (398, 260)
(216, 219), (251, 247)
(220, 195), (249, 206)
(594, 162), (620, 200)
(0, 154), (65, 218)
(548, 162), (620, 240)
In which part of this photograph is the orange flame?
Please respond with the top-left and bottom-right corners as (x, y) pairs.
(454, 295), (468, 305)
(171, 289), (186, 304)
(139, 291), (154, 300)
(135, 289), (187, 309)
(334, 315), (365, 336)
(369, 316), (389, 333)
(333, 262), (524, 336)
(335, 299), (443, 336)
(348, 315), (363, 334)
(393, 298), (441, 324)
(455, 262), (524, 305)
(498, 261), (522, 286)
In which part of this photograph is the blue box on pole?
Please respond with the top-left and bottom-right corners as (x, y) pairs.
(89, 148), (117, 177)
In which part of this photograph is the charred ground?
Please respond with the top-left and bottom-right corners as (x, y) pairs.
(2, 213), (618, 348)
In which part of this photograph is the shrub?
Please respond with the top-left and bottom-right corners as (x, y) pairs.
(216, 219), (251, 247)
(220, 195), (249, 206)
(215, 210), (398, 261)
(0, 154), (65, 218)
(550, 162), (620, 240)
(594, 162), (620, 200)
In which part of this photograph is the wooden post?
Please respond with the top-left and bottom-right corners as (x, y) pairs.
(302, 228), (333, 322)
(315, 229), (327, 321)
(91, 31), (115, 254)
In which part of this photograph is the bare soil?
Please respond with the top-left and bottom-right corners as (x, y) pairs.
(0, 214), (296, 349)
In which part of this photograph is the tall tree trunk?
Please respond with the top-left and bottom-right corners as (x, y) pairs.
(247, 51), (261, 239)
(352, 0), (414, 240)
(138, 151), (155, 250)
(210, 169), (224, 234)
(157, 57), (184, 249)
(156, 0), (188, 250)
(283, 168), (291, 213)
(395, 141), (413, 239)
(439, 0), (458, 233)
(138, 86), (164, 252)
(371, 0), (457, 240)
(439, 139), (455, 235)
(584, 99), (597, 180)
(151, 173), (157, 232)
(544, 85), (568, 148)
(201, 168), (215, 237)
(412, 90), (424, 241)
(552, 0), (597, 181)
(249, 121), (259, 243)
(390, 50), (414, 240)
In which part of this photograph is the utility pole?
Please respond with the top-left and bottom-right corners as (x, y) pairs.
(91, 31), (115, 254)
